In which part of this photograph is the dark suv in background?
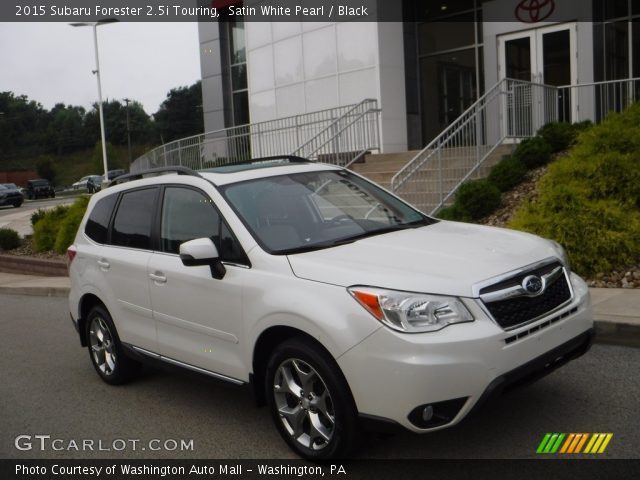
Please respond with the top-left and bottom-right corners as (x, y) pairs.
(25, 179), (55, 199)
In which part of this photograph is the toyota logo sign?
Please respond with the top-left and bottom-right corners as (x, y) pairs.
(515, 0), (555, 23)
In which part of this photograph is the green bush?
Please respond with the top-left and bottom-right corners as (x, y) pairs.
(0, 228), (21, 251)
(509, 102), (640, 276)
(512, 136), (553, 169)
(537, 122), (577, 153)
(33, 198), (90, 253)
(454, 179), (502, 220)
(488, 155), (528, 192)
(30, 209), (46, 226)
(32, 204), (70, 252)
(53, 197), (89, 254)
(436, 204), (470, 222)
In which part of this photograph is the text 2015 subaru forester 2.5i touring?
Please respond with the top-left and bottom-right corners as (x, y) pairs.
(68, 157), (593, 460)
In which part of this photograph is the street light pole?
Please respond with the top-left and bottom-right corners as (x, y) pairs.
(123, 98), (132, 164)
(70, 19), (117, 186)
(92, 24), (109, 185)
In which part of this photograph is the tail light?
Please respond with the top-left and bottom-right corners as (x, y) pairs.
(67, 245), (77, 270)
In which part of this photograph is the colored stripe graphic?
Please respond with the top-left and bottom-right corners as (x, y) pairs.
(537, 433), (613, 454)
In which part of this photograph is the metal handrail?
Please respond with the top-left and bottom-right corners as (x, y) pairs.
(292, 99), (378, 158)
(131, 100), (382, 173)
(390, 76), (640, 215)
(391, 78), (511, 192)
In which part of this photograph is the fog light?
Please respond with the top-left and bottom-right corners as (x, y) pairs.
(408, 397), (469, 429)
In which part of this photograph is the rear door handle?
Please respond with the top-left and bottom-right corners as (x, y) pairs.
(97, 259), (110, 270)
(149, 272), (167, 284)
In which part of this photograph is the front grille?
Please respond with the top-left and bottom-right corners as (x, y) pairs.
(482, 265), (572, 330)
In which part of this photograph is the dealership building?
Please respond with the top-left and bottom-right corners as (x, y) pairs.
(130, 0), (640, 212)
(197, 0), (640, 153)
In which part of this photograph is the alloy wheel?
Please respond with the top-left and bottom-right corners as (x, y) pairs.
(273, 358), (335, 451)
(88, 316), (117, 376)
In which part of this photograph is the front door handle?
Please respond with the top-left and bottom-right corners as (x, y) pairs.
(149, 272), (167, 284)
(97, 259), (110, 270)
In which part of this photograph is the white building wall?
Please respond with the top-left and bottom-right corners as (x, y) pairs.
(244, 20), (408, 153)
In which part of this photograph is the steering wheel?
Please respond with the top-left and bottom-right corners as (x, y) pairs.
(328, 214), (355, 226)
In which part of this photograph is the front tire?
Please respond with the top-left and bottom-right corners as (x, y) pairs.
(266, 338), (358, 460)
(86, 305), (140, 385)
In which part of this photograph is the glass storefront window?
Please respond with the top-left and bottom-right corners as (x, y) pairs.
(229, 18), (246, 64)
(605, 21), (629, 80)
(221, 15), (249, 127)
(419, 48), (478, 142)
(418, 14), (476, 54)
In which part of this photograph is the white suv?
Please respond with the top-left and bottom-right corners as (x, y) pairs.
(68, 157), (594, 459)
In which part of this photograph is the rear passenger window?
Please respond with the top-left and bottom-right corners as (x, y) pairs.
(85, 194), (117, 244)
(111, 188), (157, 250)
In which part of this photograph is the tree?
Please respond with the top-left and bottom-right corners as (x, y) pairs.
(45, 104), (86, 154)
(154, 81), (204, 143)
(36, 157), (56, 182)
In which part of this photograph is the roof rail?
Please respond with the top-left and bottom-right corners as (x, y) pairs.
(109, 166), (202, 187)
(229, 155), (311, 166)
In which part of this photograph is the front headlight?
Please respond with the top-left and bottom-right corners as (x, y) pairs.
(348, 286), (474, 333)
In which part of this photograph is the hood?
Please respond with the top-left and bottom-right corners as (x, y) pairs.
(286, 221), (559, 298)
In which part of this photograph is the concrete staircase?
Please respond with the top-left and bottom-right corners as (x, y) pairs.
(350, 144), (515, 211)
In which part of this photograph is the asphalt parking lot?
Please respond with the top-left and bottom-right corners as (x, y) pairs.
(1, 293), (639, 460)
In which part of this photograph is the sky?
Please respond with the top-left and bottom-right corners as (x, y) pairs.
(0, 22), (201, 115)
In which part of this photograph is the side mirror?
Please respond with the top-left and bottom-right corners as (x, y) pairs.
(179, 238), (226, 280)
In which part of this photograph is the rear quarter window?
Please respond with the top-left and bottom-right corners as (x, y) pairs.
(85, 194), (118, 244)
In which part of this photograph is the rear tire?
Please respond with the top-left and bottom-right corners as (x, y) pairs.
(265, 338), (358, 460)
(86, 305), (140, 385)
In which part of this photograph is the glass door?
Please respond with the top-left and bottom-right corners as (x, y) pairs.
(498, 23), (577, 134)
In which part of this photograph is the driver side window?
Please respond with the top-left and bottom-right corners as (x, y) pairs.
(161, 187), (219, 255)
(160, 187), (249, 265)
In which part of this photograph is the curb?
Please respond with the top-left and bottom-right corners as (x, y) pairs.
(0, 285), (69, 298)
(594, 319), (640, 349)
(0, 254), (67, 277)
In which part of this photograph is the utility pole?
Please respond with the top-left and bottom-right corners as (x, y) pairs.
(123, 98), (132, 164)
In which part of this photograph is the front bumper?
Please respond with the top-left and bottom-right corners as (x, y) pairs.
(337, 272), (594, 433)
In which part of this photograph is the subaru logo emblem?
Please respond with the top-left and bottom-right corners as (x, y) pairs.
(522, 275), (544, 295)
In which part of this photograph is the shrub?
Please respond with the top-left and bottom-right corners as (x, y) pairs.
(454, 179), (502, 220)
(30, 209), (47, 226)
(488, 155), (528, 192)
(512, 136), (553, 169)
(32, 204), (70, 252)
(509, 102), (640, 276)
(537, 122), (577, 153)
(0, 228), (21, 251)
(53, 197), (89, 254)
(436, 204), (470, 222)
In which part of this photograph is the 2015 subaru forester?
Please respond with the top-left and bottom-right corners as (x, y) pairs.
(68, 156), (594, 460)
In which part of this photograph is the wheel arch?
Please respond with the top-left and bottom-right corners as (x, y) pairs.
(251, 326), (356, 409)
(77, 293), (107, 346)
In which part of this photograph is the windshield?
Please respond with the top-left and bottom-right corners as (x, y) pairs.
(221, 169), (436, 254)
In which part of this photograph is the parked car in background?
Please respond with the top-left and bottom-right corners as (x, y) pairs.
(72, 176), (96, 190)
(0, 183), (24, 207)
(25, 179), (55, 200)
(106, 169), (126, 181)
(86, 175), (104, 194)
